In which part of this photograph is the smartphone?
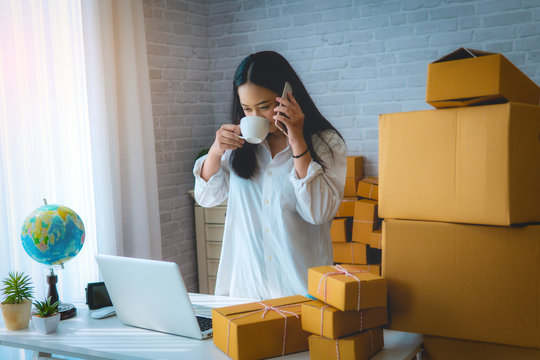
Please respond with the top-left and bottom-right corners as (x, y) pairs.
(275, 81), (293, 136)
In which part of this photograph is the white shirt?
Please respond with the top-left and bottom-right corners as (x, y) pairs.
(193, 130), (347, 300)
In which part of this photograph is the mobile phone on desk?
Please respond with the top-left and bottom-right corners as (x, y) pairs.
(275, 81), (293, 136)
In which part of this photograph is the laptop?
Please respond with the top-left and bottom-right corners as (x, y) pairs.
(94, 254), (213, 339)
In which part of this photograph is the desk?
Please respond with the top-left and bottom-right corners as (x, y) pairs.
(0, 294), (422, 360)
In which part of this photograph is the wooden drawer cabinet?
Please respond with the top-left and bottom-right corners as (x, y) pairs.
(191, 191), (226, 294)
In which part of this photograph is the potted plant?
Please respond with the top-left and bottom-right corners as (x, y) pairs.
(32, 297), (60, 334)
(0, 271), (34, 330)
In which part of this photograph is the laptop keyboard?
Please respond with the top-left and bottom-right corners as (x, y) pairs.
(196, 316), (212, 332)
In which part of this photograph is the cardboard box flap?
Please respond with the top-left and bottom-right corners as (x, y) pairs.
(432, 47), (495, 63)
(214, 295), (310, 317)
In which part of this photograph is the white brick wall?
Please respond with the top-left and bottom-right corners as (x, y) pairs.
(143, 0), (211, 291)
(144, 0), (540, 291)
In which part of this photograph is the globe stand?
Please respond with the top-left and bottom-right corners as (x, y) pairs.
(47, 268), (77, 320)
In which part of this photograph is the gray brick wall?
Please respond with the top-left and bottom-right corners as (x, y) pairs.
(144, 0), (540, 291)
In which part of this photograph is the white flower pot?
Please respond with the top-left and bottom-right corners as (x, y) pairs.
(32, 313), (60, 334)
(0, 299), (32, 330)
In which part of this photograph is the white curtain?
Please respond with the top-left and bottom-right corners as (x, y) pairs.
(0, 0), (162, 303)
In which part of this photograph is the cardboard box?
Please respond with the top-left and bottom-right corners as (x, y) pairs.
(379, 102), (540, 226)
(336, 264), (381, 276)
(383, 219), (540, 349)
(368, 230), (382, 250)
(423, 335), (540, 360)
(301, 300), (387, 339)
(330, 218), (352, 243)
(335, 197), (357, 217)
(356, 177), (378, 200)
(212, 295), (311, 360)
(344, 177), (361, 197)
(426, 47), (540, 108)
(308, 328), (384, 360)
(308, 265), (387, 312)
(332, 242), (367, 264)
(346, 156), (363, 178)
(352, 199), (380, 242)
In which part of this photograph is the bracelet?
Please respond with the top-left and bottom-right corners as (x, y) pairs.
(292, 148), (309, 159)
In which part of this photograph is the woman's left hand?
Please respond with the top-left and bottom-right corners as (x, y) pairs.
(273, 93), (305, 147)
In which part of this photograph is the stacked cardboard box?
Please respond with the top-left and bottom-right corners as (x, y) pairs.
(379, 48), (540, 356)
(332, 157), (382, 275)
(303, 265), (388, 360)
(212, 295), (312, 360)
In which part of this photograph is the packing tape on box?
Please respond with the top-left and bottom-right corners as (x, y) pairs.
(226, 301), (300, 356)
(317, 264), (369, 311)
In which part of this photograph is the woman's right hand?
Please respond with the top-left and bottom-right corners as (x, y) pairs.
(202, 124), (243, 181)
(208, 124), (244, 157)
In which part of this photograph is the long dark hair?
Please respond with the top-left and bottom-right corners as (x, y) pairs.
(231, 51), (343, 179)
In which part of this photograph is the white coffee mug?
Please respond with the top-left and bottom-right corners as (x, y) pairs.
(239, 116), (269, 144)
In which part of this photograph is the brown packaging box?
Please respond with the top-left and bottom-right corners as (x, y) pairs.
(422, 335), (540, 360)
(426, 48), (540, 108)
(335, 197), (357, 217)
(301, 300), (387, 339)
(346, 156), (363, 178)
(344, 178), (361, 197)
(344, 157), (364, 197)
(356, 177), (379, 200)
(332, 242), (367, 264)
(308, 327), (384, 360)
(212, 295), (311, 360)
(330, 218), (352, 243)
(368, 230), (382, 250)
(383, 219), (540, 349)
(352, 199), (380, 243)
(308, 265), (387, 312)
(379, 102), (540, 226)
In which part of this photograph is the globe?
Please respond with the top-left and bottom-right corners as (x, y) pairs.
(21, 203), (85, 266)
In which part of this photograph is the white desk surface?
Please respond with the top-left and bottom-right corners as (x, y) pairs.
(0, 293), (422, 360)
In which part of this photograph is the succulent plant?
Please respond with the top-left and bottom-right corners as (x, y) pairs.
(33, 297), (60, 318)
(1, 271), (34, 304)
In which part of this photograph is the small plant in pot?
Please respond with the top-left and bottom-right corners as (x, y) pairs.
(32, 297), (60, 334)
(0, 271), (34, 330)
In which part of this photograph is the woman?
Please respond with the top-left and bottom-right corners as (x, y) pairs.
(193, 51), (347, 299)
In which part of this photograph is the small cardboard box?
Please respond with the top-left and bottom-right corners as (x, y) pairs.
(332, 242), (367, 264)
(308, 265), (387, 312)
(422, 335), (540, 360)
(335, 197), (357, 217)
(426, 47), (540, 108)
(212, 295), (311, 360)
(379, 102), (540, 226)
(344, 177), (361, 197)
(346, 156), (363, 178)
(368, 230), (382, 249)
(301, 300), (387, 339)
(308, 328), (384, 360)
(383, 219), (540, 349)
(330, 218), (352, 243)
(352, 199), (380, 242)
(356, 177), (378, 200)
